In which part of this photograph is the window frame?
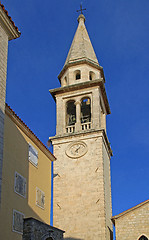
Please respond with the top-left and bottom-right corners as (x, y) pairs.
(36, 187), (45, 210)
(14, 171), (26, 198)
(12, 209), (25, 235)
(28, 143), (38, 168)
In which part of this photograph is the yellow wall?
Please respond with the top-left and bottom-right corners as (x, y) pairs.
(0, 114), (52, 239)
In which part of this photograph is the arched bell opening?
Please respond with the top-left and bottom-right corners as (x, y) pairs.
(63, 76), (67, 86)
(89, 71), (95, 80)
(81, 97), (91, 124)
(74, 70), (81, 80)
(66, 100), (76, 126)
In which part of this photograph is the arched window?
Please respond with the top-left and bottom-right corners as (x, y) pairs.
(89, 71), (95, 80)
(66, 101), (76, 126)
(63, 76), (67, 86)
(75, 70), (81, 80)
(81, 97), (91, 123)
(138, 236), (148, 240)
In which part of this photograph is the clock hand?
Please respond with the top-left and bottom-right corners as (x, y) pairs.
(75, 146), (80, 153)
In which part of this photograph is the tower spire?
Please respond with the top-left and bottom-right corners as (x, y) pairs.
(58, 10), (100, 80)
(65, 13), (99, 66)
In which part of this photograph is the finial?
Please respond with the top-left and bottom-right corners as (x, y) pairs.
(77, 4), (86, 23)
(76, 3), (86, 15)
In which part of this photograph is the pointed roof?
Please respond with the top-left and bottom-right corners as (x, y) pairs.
(58, 14), (101, 80)
(64, 14), (99, 67)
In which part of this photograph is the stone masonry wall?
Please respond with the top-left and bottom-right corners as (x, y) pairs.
(23, 218), (64, 240)
(52, 130), (112, 240)
(102, 142), (113, 239)
(0, 23), (8, 202)
(115, 202), (149, 240)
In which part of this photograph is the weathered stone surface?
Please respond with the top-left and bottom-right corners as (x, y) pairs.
(64, 14), (99, 68)
(112, 200), (149, 240)
(23, 218), (64, 240)
(52, 131), (113, 240)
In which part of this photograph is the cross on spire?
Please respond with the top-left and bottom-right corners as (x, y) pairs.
(76, 4), (86, 15)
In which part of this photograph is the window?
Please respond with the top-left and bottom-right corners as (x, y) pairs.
(89, 73), (92, 80)
(13, 209), (24, 234)
(14, 172), (26, 198)
(28, 143), (38, 167)
(81, 97), (91, 123)
(66, 100), (76, 126)
(89, 71), (95, 80)
(75, 70), (81, 80)
(63, 76), (67, 86)
(76, 73), (81, 80)
(36, 187), (45, 209)
(139, 236), (148, 240)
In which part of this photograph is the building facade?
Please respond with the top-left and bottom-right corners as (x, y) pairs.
(0, 4), (64, 239)
(50, 14), (113, 240)
(0, 2), (20, 203)
(112, 200), (149, 240)
(1, 3), (149, 240)
(0, 104), (55, 239)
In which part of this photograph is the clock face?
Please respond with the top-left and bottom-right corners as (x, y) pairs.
(66, 141), (87, 158)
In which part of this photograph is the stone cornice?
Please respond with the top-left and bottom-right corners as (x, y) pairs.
(5, 104), (56, 161)
(0, 6), (20, 40)
(50, 78), (110, 115)
(49, 128), (113, 157)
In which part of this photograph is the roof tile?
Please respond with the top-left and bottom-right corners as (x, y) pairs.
(0, 2), (20, 33)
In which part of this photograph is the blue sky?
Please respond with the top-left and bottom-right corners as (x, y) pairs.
(4, 0), (149, 219)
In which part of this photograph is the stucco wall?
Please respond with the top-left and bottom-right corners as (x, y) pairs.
(0, 23), (8, 202)
(0, 114), (52, 239)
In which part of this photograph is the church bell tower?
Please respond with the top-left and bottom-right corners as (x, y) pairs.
(49, 13), (113, 240)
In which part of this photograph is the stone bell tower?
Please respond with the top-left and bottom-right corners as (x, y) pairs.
(49, 13), (113, 240)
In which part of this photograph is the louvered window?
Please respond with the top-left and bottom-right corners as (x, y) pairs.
(13, 209), (24, 234)
(28, 143), (38, 167)
(36, 187), (45, 209)
(14, 172), (26, 198)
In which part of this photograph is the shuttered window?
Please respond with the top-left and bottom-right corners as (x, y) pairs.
(28, 143), (38, 167)
(36, 187), (45, 209)
(14, 172), (26, 198)
(12, 209), (24, 234)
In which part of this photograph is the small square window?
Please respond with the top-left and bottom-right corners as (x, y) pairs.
(12, 209), (24, 234)
(28, 143), (38, 167)
(14, 172), (26, 198)
(36, 187), (45, 209)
